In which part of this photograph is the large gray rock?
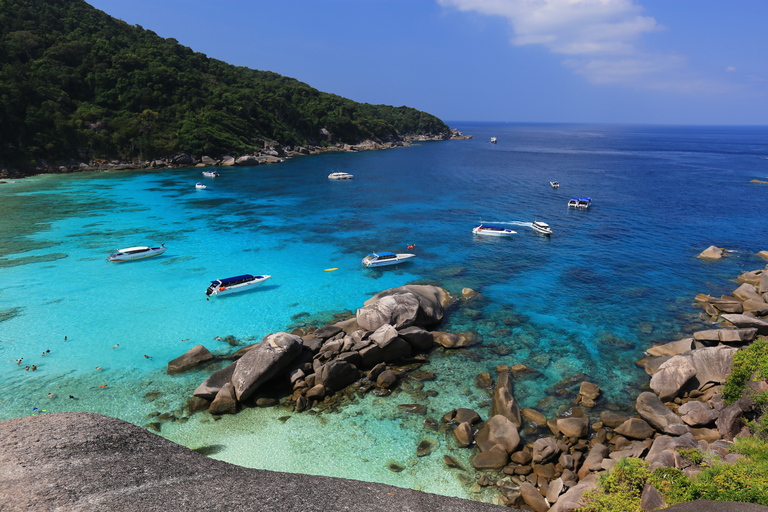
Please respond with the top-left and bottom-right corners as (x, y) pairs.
(356, 285), (450, 331)
(614, 418), (654, 440)
(492, 370), (522, 428)
(193, 362), (237, 400)
(474, 414), (520, 454)
(733, 283), (763, 303)
(315, 360), (359, 391)
(650, 355), (696, 401)
(646, 338), (695, 357)
(693, 329), (757, 343)
(686, 346), (738, 388)
(369, 324), (399, 348)
(209, 382), (237, 415)
(636, 392), (684, 431)
(231, 333), (304, 401)
(0, 412), (506, 512)
(359, 337), (412, 366)
(698, 246), (724, 260)
(397, 326), (435, 351)
(549, 474), (600, 512)
(557, 416), (589, 438)
(520, 482), (549, 512)
(167, 345), (214, 374)
(679, 401), (718, 427)
(577, 443), (609, 480)
(721, 314), (768, 335)
(645, 433), (698, 466)
(532, 437), (561, 463)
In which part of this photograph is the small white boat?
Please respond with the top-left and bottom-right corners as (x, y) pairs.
(550, 181), (559, 188)
(472, 224), (516, 237)
(577, 198), (592, 209)
(567, 198), (579, 208)
(206, 274), (271, 297)
(328, 172), (353, 180)
(195, 183), (207, 189)
(362, 252), (415, 268)
(202, 170), (219, 177)
(490, 137), (497, 144)
(106, 244), (167, 262)
(532, 221), (553, 235)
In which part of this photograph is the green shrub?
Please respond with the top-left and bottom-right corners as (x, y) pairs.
(579, 458), (651, 512)
(723, 338), (768, 405)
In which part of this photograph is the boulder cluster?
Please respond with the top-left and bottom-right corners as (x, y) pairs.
(435, 256), (768, 511)
(172, 285), (465, 417)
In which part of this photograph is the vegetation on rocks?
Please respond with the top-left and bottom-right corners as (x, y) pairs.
(0, 0), (450, 169)
(579, 441), (768, 511)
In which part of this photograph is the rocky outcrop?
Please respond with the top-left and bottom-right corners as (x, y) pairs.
(167, 344), (214, 374)
(231, 332), (304, 401)
(357, 285), (451, 331)
(698, 246), (725, 260)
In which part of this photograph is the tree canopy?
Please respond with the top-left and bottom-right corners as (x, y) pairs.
(0, 0), (450, 167)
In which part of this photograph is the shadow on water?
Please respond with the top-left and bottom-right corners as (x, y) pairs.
(192, 444), (227, 456)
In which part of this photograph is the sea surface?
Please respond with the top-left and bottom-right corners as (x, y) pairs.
(1, 123), (767, 501)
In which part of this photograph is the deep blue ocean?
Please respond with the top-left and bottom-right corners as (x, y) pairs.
(1, 123), (766, 500)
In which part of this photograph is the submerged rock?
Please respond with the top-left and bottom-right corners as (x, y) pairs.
(167, 345), (214, 374)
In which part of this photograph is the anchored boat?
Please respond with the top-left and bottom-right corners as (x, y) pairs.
(106, 244), (167, 262)
(472, 224), (516, 237)
(531, 221), (553, 236)
(205, 274), (271, 297)
(328, 172), (353, 180)
(202, 170), (219, 177)
(362, 252), (415, 268)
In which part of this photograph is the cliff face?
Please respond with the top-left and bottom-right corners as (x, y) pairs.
(0, 412), (504, 512)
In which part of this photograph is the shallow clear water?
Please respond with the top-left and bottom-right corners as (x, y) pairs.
(1, 123), (766, 500)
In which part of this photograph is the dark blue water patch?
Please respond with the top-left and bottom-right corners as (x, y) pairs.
(0, 253), (68, 268)
(0, 306), (23, 323)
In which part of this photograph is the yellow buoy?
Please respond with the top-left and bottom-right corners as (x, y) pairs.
(324, 268), (338, 272)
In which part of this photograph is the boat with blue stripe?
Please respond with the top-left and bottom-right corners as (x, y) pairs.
(205, 274), (271, 297)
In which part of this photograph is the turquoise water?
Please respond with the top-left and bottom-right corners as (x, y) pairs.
(1, 123), (767, 500)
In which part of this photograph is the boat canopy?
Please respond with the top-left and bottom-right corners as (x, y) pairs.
(369, 252), (396, 258)
(211, 274), (255, 285)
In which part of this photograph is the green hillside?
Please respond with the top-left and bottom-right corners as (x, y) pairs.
(0, 0), (450, 168)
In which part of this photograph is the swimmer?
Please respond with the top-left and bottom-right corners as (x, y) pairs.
(48, 393), (55, 399)
(91, 384), (107, 389)
(64, 336), (67, 341)
(143, 354), (151, 359)
(69, 395), (75, 399)
(17, 358), (23, 365)
(95, 366), (102, 370)
(31, 365), (37, 371)
(111, 344), (119, 349)
(181, 338), (190, 341)
(25, 366), (30, 371)
(46, 349), (50, 353)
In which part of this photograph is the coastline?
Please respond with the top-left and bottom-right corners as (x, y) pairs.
(0, 130), (472, 180)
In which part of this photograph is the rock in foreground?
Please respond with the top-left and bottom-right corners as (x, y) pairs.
(0, 412), (505, 512)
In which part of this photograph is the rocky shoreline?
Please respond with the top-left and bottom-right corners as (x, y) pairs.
(0, 129), (471, 180)
(155, 253), (768, 511)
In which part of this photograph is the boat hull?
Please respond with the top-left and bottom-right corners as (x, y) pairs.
(206, 275), (271, 296)
(472, 227), (516, 237)
(532, 223), (552, 235)
(107, 246), (167, 262)
(362, 254), (415, 267)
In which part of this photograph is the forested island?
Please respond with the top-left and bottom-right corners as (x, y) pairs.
(0, 0), (455, 176)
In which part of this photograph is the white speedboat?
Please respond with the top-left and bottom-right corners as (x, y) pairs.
(531, 221), (553, 235)
(195, 182), (207, 189)
(567, 198), (579, 208)
(202, 170), (219, 177)
(106, 244), (167, 262)
(362, 252), (415, 268)
(472, 224), (516, 237)
(577, 197), (592, 209)
(328, 172), (353, 180)
(206, 274), (271, 297)
(550, 181), (559, 188)
(490, 137), (497, 144)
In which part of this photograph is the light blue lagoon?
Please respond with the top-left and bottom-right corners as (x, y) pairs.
(1, 123), (766, 500)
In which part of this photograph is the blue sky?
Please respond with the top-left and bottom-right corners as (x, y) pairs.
(85, 0), (768, 125)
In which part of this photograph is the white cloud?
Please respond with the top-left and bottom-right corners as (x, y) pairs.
(438, 0), (726, 93)
(726, 66), (736, 72)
